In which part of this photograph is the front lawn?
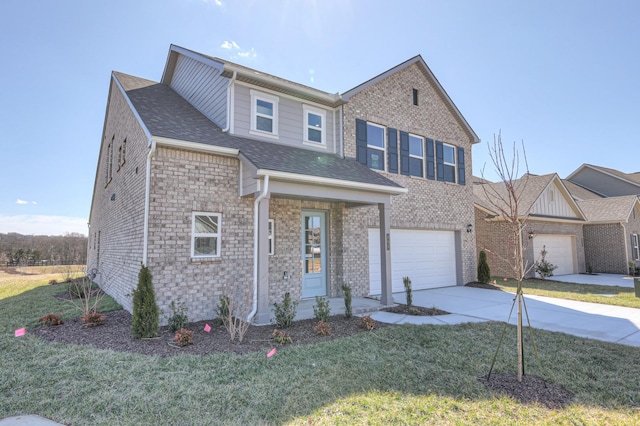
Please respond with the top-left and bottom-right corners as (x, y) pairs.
(497, 278), (640, 309)
(1, 277), (639, 425)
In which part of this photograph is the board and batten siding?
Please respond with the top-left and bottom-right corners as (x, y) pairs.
(169, 54), (229, 128)
(233, 83), (336, 153)
(530, 183), (579, 218)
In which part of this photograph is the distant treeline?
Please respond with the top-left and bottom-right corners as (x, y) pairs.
(0, 232), (87, 267)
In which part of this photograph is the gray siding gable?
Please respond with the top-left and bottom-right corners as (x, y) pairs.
(168, 53), (229, 129)
(569, 167), (640, 197)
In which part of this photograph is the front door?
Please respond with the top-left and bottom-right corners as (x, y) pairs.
(301, 211), (327, 298)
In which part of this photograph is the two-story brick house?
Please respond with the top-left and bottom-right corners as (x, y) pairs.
(87, 45), (479, 324)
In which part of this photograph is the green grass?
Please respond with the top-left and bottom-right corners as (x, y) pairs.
(1, 276), (639, 424)
(497, 278), (640, 309)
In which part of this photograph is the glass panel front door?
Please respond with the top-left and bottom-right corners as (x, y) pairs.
(301, 211), (326, 298)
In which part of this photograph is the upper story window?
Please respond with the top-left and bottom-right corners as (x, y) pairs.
(250, 90), (279, 138)
(366, 123), (386, 171)
(408, 134), (424, 178)
(191, 213), (221, 258)
(105, 137), (114, 187)
(412, 89), (419, 106)
(303, 105), (326, 146)
(442, 143), (456, 183)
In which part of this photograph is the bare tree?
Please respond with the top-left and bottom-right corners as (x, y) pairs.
(480, 131), (535, 383)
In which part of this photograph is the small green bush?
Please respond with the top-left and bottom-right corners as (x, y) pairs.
(272, 329), (293, 344)
(131, 264), (159, 338)
(313, 296), (330, 322)
(167, 301), (189, 333)
(477, 250), (491, 283)
(342, 284), (352, 318)
(272, 292), (297, 328)
(534, 246), (557, 279)
(403, 276), (413, 309)
(214, 295), (231, 325)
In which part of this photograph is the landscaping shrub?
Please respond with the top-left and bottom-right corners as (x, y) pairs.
(360, 315), (375, 331)
(174, 328), (193, 347)
(403, 276), (413, 309)
(81, 311), (106, 327)
(342, 284), (352, 318)
(272, 329), (293, 344)
(313, 296), (330, 322)
(313, 320), (332, 336)
(37, 313), (63, 326)
(272, 292), (297, 328)
(214, 295), (231, 325)
(534, 245), (557, 279)
(477, 250), (491, 283)
(131, 264), (159, 338)
(217, 294), (252, 343)
(166, 300), (189, 333)
(48, 279), (58, 285)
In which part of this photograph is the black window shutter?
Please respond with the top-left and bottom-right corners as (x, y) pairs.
(435, 140), (444, 182)
(457, 147), (466, 185)
(355, 119), (367, 165)
(387, 128), (398, 174)
(400, 131), (410, 176)
(425, 138), (435, 180)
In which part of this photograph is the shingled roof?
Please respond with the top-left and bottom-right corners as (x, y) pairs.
(114, 72), (403, 190)
(474, 173), (556, 216)
(577, 195), (640, 223)
(562, 180), (603, 200)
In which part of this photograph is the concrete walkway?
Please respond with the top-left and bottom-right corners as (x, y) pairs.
(371, 286), (640, 347)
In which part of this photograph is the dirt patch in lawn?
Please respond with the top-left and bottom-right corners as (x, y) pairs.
(479, 373), (574, 409)
(31, 309), (390, 357)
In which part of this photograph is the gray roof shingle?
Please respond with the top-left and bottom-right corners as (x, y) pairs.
(114, 72), (402, 190)
(577, 195), (639, 222)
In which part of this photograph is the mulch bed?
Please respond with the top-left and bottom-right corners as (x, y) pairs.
(31, 310), (390, 357)
(465, 281), (501, 290)
(479, 374), (574, 409)
(383, 304), (449, 316)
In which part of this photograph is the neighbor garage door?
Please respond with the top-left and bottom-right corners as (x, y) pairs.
(532, 235), (576, 276)
(368, 229), (457, 295)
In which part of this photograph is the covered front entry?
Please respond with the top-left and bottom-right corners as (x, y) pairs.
(533, 235), (577, 276)
(369, 229), (457, 294)
(301, 211), (327, 298)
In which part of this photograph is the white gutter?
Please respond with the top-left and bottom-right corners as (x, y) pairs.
(152, 136), (239, 156)
(247, 175), (270, 322)
(255, 169), (408, 195)
(222, 71), (237, 133)
(142, 140), (157, 266)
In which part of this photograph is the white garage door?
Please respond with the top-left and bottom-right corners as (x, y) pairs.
(532, 235), (576, 276)
(369, 229), (457, 295)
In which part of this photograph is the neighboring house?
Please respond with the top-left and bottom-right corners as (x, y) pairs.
(566, 164), (640, 198)
(578, 196), (640, 274)
(474, 173), (587, 278)
(87, 44), (479, 324)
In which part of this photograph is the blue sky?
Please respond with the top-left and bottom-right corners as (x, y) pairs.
(1, 0), (639, 236)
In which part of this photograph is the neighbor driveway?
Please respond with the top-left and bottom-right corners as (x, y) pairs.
(372, 286), (640, 347)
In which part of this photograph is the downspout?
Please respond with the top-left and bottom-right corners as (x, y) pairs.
(142, 140), (157, 266)
(248, 175), (269, 322)
(222, 71), (237, 133)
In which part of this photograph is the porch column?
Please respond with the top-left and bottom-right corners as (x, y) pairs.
(255, 194), (271, 324)
(378, 202), (393, 305)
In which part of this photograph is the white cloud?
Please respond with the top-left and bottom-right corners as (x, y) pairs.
(16, 199), (28, 205)
(214, 0), (222, 6)
(221, 40), (240, 50)
(220, 40), (258, 61)
(32, 201), (38, 205)
(0, 215), (88, 236)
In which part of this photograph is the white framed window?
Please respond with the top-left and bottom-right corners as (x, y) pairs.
(303, 105), (326, 146)
(632, 234), (640, 261)
(105, 138), (114, 186)
(250, 90), (279, 138)
(442, 143), (456, 183)
(366, 122), (386, 171)
(408, 134), (424, 178)
(268, 219), (275, 255)
(191, 213), (221, 258)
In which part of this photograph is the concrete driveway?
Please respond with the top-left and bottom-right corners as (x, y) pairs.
(372, 286), (640, 347)
(551, 273), (637, 288)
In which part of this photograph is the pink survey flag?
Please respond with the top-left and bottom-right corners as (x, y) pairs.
(15, 328), (26, 337)
(267, 348), (276, 358)
(204, 323), (211, 333)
